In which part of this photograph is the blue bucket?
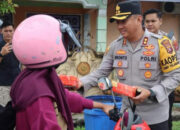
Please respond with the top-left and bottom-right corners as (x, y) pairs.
(84, 95), (122, 130)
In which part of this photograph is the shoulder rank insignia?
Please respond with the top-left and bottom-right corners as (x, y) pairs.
(123, 39), (127, 46)
(142, 37), (148, 46)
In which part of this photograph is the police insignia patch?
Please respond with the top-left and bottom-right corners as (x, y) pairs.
(143, 51), (155, 56)
(145, 62), (151, 68)
(144, 44), (155, 50)
(144, 71), (152, 79)
(116, 49), (126, 55)
(118, 61), (123, 67)
(161, 39), (173, 54)
(158, 36), (180, 73)
(118, 69), (124, 77)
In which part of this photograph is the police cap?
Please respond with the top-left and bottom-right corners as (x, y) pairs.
(110, 1), (142, 22)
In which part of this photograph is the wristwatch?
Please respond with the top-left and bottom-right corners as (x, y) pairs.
(148, 89), (157, 101)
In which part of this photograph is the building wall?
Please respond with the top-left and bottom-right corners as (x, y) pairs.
(13, 1), (180, 49)
(14, 6), (84, 27)
(89, 9), (98, 50)
(162, 14), (180, 40)
(13, 5), (98, 50)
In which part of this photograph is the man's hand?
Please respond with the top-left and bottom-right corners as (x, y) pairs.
(131, 87), (151, 104)
(1, 43), (12, 56)
(59, 75), (83, 90)
(77, 80), (83, 90)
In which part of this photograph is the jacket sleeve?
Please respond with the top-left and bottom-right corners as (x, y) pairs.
(151, 36), (180, 103)
(65, 89), (93, 113)
(80, 43), (115, 89)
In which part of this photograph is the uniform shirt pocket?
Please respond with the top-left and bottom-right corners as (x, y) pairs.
(113, 60), (128, 79)
(139, 61), (157, 81)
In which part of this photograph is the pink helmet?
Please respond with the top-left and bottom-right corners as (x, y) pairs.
(13, 14), (67, 68)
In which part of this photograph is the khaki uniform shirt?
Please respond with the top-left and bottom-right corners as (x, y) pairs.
(80, 30), (180, 124)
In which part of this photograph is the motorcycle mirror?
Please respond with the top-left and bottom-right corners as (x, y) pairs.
(98, 77), (112, 91)
(59, 20), (81, 48)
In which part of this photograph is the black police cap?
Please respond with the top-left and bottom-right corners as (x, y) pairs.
(110, 1), (142, 23)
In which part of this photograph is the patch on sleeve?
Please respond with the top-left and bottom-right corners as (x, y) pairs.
(161, 39), (174, 54)
(158, 36), (180, 73)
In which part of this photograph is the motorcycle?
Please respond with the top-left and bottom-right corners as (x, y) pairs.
(98, 77), (151, 130)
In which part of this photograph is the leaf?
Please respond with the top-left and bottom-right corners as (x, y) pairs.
(0, 0), (18, 15)
(13, 4), (18, 7)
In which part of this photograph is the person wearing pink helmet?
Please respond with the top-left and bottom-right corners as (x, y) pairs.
(10, 14), (113, 130)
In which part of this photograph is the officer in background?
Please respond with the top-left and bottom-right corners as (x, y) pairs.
(143, 9), (179, 52)
(143, 9), (179, 130)
(78, 1), (180, 130)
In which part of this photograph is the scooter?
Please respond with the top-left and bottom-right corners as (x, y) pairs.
(98, 77), (151, 130)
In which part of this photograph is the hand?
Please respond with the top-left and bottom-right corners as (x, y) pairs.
(1, 43), (12, 56)
(101, 104), (114, 116)
(77, 80), (83, 90)
(131, 87), (151, 104)
(67, 79), (83, 90)
(103, 104), (114, 116)
(93, 101), (114, 116)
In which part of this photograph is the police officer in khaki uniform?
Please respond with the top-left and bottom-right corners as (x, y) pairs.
(78, 1), (180, 130)
(143, 9), (180, 130)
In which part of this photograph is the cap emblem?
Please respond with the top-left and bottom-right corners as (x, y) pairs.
(115, 5), (131, 16)
(116, 5), (121, 15)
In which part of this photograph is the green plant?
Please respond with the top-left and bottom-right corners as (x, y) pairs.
(0, 0), (18, 15)
(74, 126), (85, 130)
(173, 121), (180, 130)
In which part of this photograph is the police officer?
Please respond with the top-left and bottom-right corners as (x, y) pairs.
(78, 1), (180, 130)
(143, 9), (179, 53)
(143, 9), (179, 130)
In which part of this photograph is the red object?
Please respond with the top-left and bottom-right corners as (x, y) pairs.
(59, 75), (79, 89)
(114, 118), (150, 130)
(112, 82), (137, 98)
(98, 82), (106, 90)
(114, 118), (122, 130)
